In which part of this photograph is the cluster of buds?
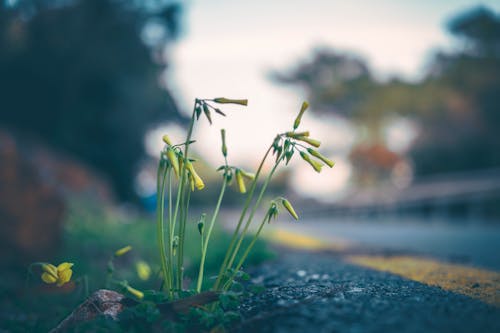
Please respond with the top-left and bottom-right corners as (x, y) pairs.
(194, 98), (248, 125)
(271, 102), (335, 173)
(162, 135), (205, 191)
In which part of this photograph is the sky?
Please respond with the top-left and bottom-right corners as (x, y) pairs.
(150, 0), (500, 200)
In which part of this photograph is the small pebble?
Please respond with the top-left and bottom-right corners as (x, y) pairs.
(297, 270), (307, 277)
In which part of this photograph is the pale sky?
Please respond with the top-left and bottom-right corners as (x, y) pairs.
(152, 0), (500, 199)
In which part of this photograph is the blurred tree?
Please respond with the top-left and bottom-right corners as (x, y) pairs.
(409, 6), (500, 175)
(0, 0), (182, 201)
(273, 6), (500, 180)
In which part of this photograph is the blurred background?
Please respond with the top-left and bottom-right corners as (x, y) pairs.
(1, 0), (500, 329)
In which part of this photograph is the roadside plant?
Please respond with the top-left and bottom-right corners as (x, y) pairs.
(154, 98), (334, 298)
(26, 97), (333, 331)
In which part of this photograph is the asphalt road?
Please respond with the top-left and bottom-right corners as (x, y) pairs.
(237, 250), (500, 333)
(270, 217), (500, 270)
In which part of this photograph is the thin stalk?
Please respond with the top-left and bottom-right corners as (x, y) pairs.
(177, 181), (191, 290)
(224, 159), (282, 276)
(196, 179), (227, 292)
(156, 162), (171, 295)
(222, 212), (269, 291)
(213, 145), (273, 290)
(170, 109), (197, 292)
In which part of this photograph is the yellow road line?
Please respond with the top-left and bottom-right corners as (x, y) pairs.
(264, 227), (500, 306)
(347, 255), (500, 306)
(264, 228), (350, 251)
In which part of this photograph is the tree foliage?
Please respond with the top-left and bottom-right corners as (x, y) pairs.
(0, 0), (182, 200)
(272, 6), (500, 177)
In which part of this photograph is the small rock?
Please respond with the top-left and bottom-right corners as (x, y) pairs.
(296, 270), (307, 278)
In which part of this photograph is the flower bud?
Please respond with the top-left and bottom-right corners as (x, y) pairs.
(307, 148), (335, 168)
(221, 129), (227, 157)
(213, 98), (248, 106)
(267, 202), (279, 223)
(202, 103), (212, 124)
(240, 169), (255, 180)
(300, 151), (323, 173)
(162, 135), (172, 146)
(282, 199), (299, 220)
(126, 285), (144, 300)
(235, 169), (246, 193)
(293, 101), (309, 129)
(198, 213), (206, 235)
(166, 147), (180, 177)
(114, 245), (132, 257)
(295, 136), (321, 148)
(136, 261), (151, 281)
(285, 131), (310, 138)
(186, 161), (205, 190)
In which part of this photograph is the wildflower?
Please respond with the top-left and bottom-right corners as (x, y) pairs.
(293, 101), (309, 129)
(136, 261), (152, 281)
(213, 97), (248, 106)
(41, 262), (73, 287)
(240, 169), (255, 180)
(114, 245), (132, 257)
(285, 131), (310, 138)
(162, 135), (172, 146)
(235, 169), (246, 193)
(186, 161), (205, 190)
(282, 199), (299, 220)
(307, 148), (335, 168)
(126, 285), (144, 300)
(295, 136), (321, 148)
(300, 151), (323, 173)
(166, 147), (180, 177)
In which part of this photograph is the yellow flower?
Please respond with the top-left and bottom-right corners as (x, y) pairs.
(186, 161), (205, 190)
(293, 101), (309, 129)
(213, 97), (248, 106)
(162, 134), (172, 146)
(41, 262), (73, 287)
(282, 199), (299, 220)
(300, 151), (323, 173)
(240, 169), (255, 180)
(295, 136), (321, 148)
(166, 147), (180, 177)
(235, 169), (246, 193)
(126, 285), (144, 300)
(136, 261), (151, 281)
(285, 131), (310, 138)
(307, 148), (335, 168)
(114, 245), (132, 257)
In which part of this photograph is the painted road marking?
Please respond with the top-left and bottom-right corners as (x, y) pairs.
(347, 255), (500, 306)
(265, 228), (500, 306)
(264, 228), (350, 251)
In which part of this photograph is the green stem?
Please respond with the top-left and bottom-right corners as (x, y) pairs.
(196, 179), (227, 292)
(213, 145), (273, 290)
(171, 108), (197, 292)
(222, 212), (269, 291)
(224, 159), (281, 277)
(177, 181), (191, 290)
(156, 162), (171, 294)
